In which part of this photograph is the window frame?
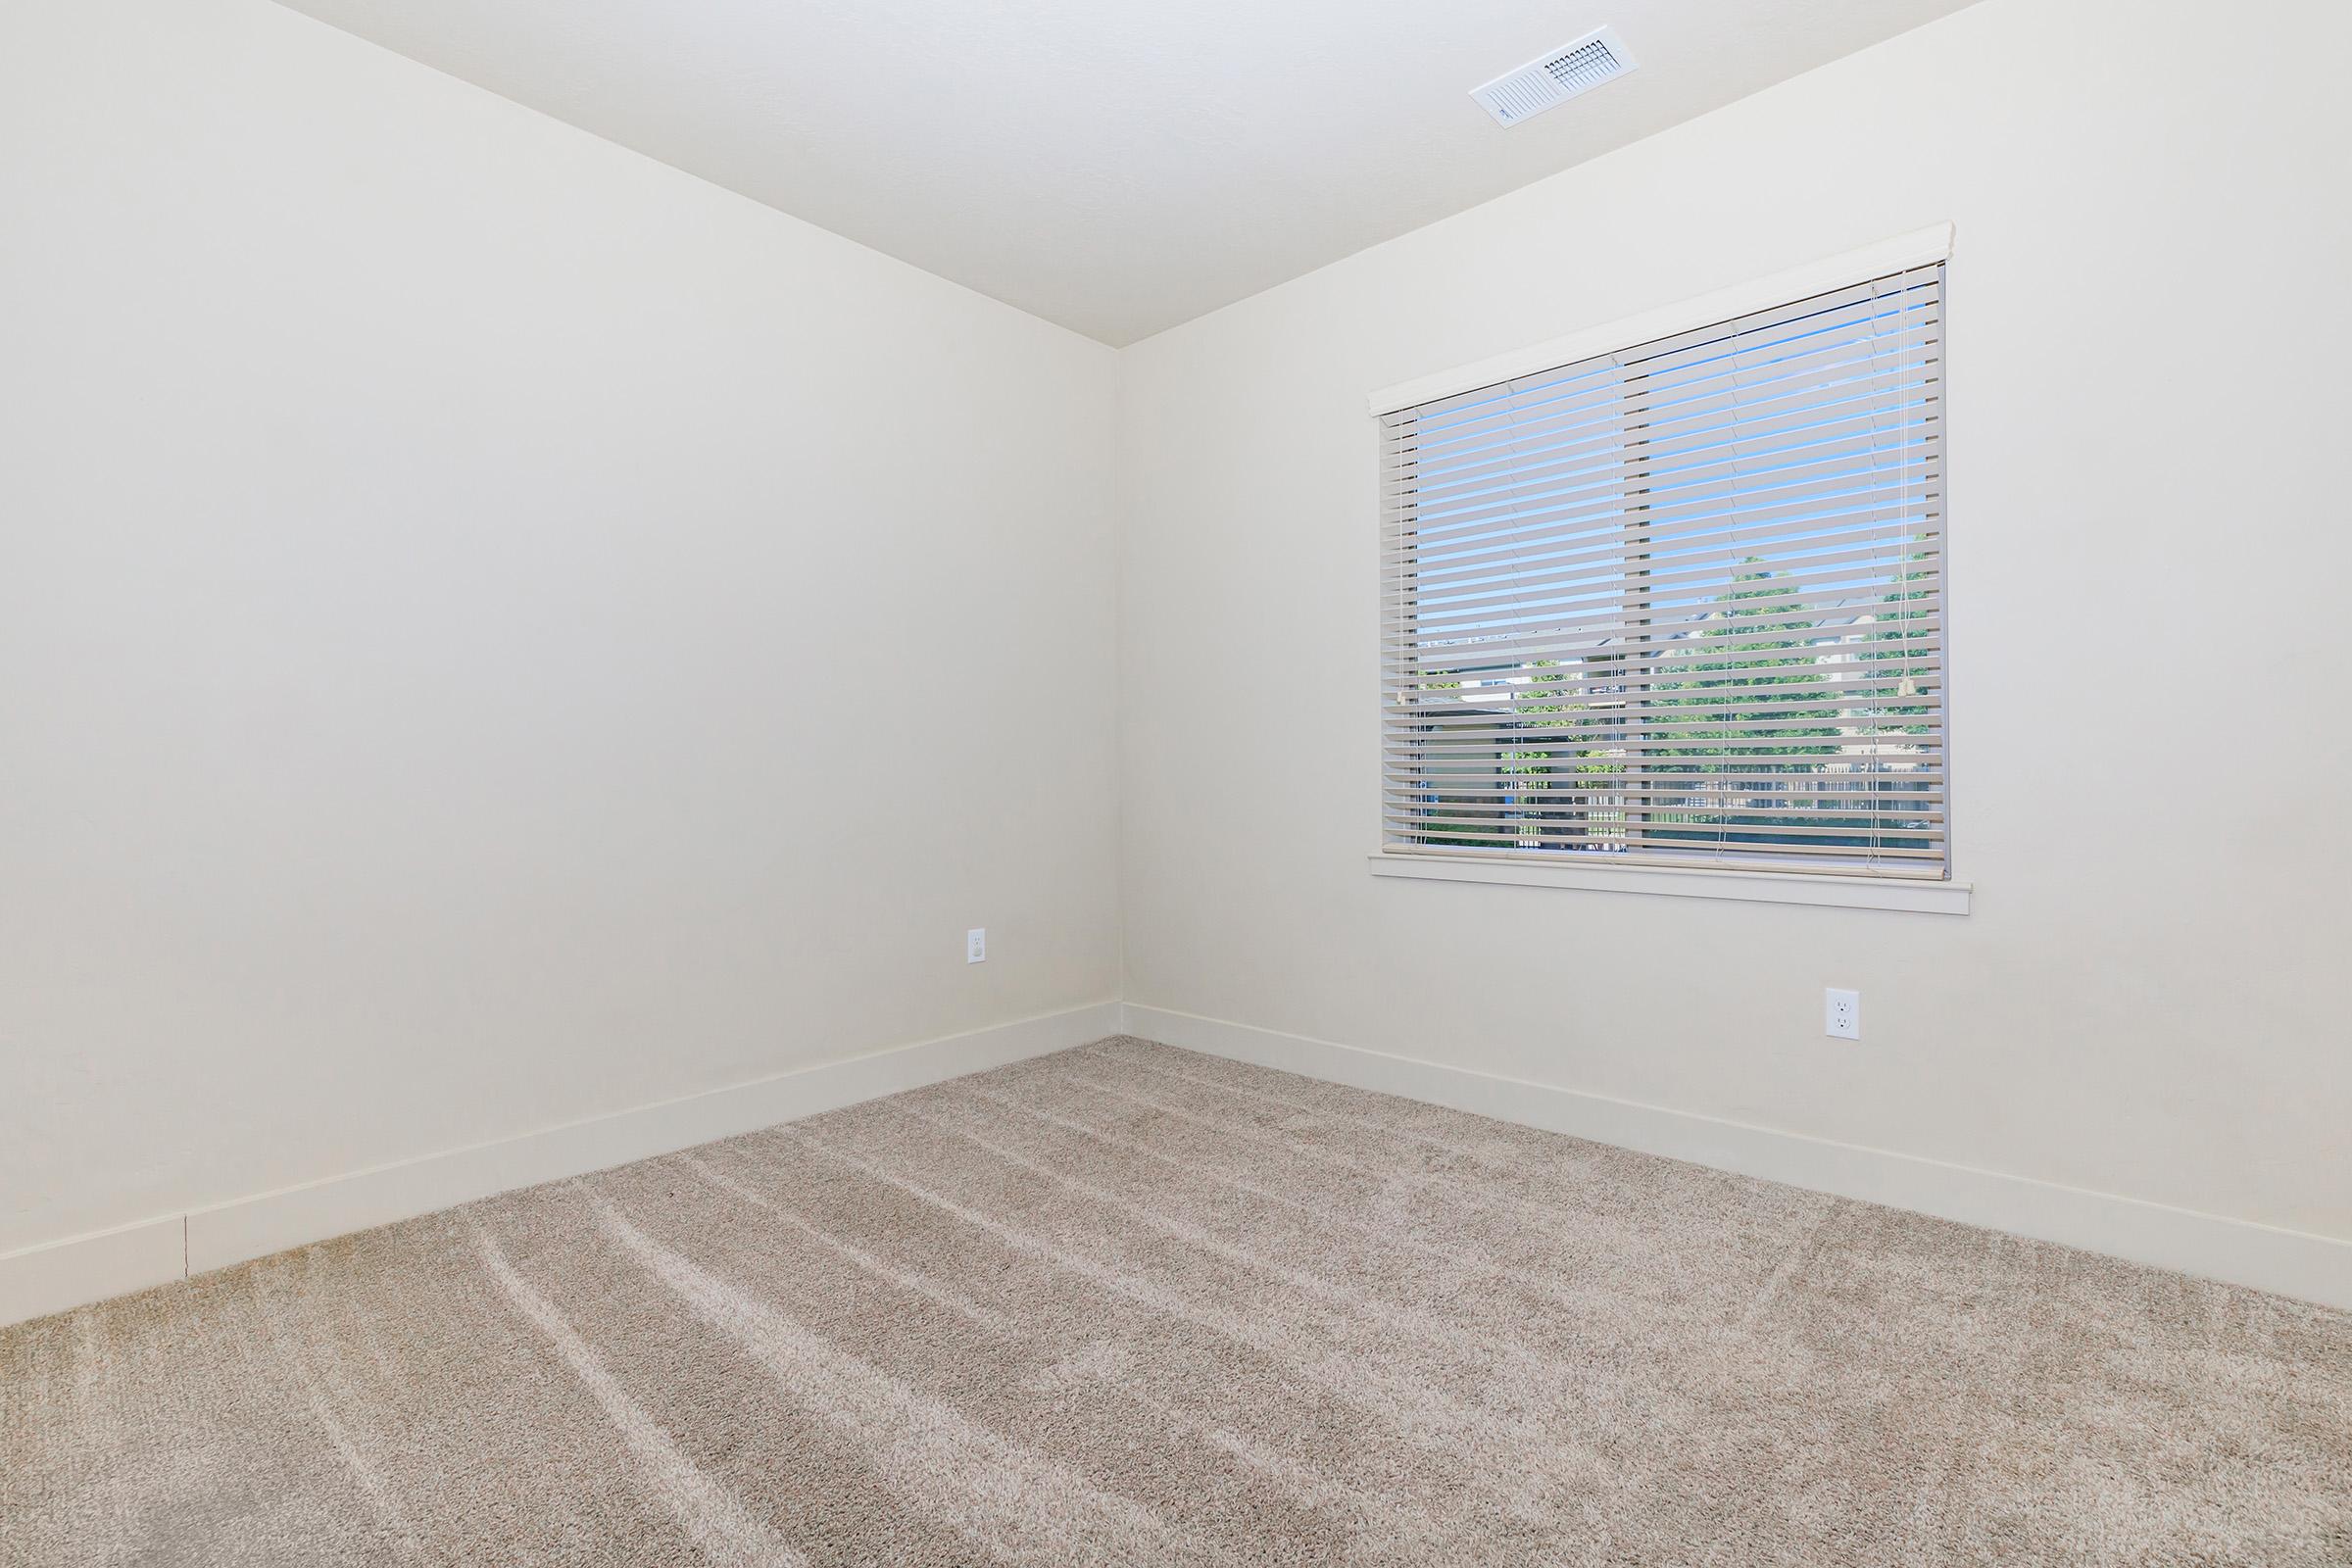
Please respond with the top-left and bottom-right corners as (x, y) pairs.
(1368, 225), (1968, 915)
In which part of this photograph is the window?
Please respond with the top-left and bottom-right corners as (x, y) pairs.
(1379, 250), (1947, 882)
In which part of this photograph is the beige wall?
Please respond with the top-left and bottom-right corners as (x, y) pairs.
(1116, 0), (2352, 1242)
(6, 0), (2347, 1273)
(0, 0), (1121, 1254)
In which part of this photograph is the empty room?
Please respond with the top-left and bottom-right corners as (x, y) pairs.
(4, 0), (2348, 1561)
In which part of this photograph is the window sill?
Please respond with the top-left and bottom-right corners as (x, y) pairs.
(1366, 851), (1971, 914)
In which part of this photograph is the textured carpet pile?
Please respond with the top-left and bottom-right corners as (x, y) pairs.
(6, 1036), (2349, 1565)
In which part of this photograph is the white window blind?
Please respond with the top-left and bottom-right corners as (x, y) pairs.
(1380, 261), (1947, 879)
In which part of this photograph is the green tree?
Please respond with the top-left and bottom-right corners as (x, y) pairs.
(1642, 563), (1844, 850)
(1407, 557), (1939, 856)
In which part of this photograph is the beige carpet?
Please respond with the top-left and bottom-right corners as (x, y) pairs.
(6, 1037), (2349, 1566)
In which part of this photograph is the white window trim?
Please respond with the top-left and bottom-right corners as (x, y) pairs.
(1368, 851), (1971, 914)
(1368, 222), (1955, 416)
(1368, 222), (1964, 914)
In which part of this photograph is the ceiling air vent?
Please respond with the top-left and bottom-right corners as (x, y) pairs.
(1471, 25), (1639, 126)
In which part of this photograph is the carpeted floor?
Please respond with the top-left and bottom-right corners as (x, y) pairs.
(6, 1037), (2350, 1566)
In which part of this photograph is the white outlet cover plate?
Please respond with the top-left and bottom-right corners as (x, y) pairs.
(1825, 988), (1861, 1039)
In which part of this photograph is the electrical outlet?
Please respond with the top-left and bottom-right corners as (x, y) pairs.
(966, 928), (987, 964)
(1825, 988), (1861, 1040)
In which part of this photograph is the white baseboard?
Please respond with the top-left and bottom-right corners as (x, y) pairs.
(15, 997), (2342, 1327)
(1123, 1004), (2352, 1312)
(0, 1216), (186, 1333)
(1, 1002), (1121, 1329)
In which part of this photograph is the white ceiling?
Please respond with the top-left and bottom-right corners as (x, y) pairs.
(270, 0), (1983, 345)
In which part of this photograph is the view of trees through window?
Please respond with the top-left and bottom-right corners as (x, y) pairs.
(1414, 560), (1940, 857)
(1383, 263), (1946, 876)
